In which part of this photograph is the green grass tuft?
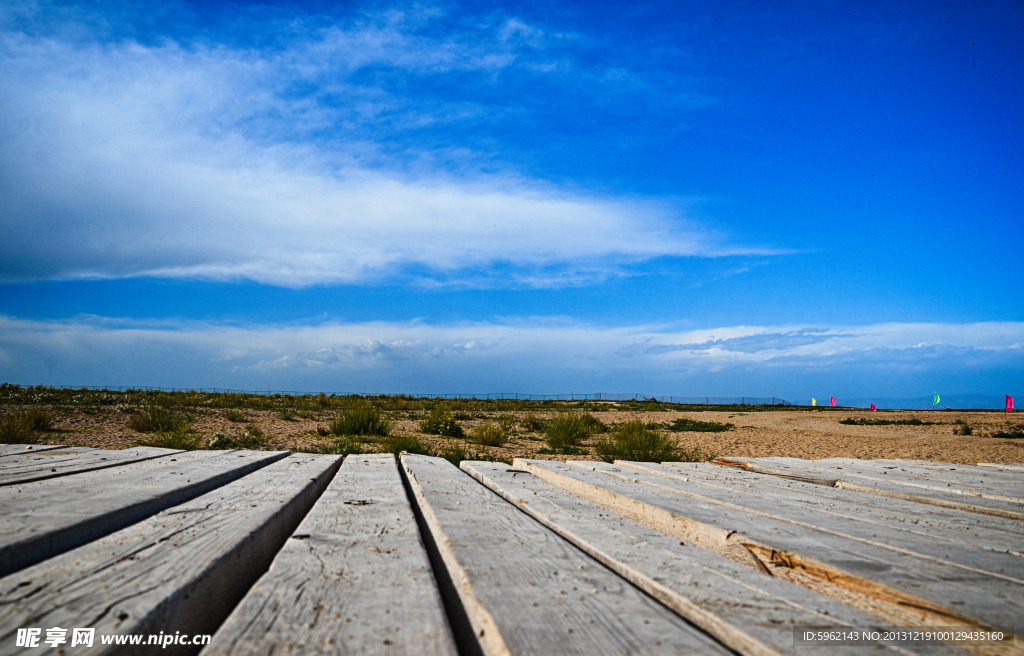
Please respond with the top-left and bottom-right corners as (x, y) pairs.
(991, 424), (1024, 439)
(223, 408), (248, 422)
(129, 407), (192, 433)
(381, 434), (434, 458)
(545, 412), (601, 450)
(471, 420), (509, 447)
(953, 419), (974, 436)
(296, 436), (363, 456)
(330, 407), (391, 437)
(665, 417), (733, 432)
(133, 432), (206, 450)
(519, 413), (547, 432)
(206, 423), (267, 450)
(839, 416), (934, 426)
(594, 420), (677, 463)
(419, 407), (464, 437)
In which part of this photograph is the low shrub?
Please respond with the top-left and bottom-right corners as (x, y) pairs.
(381, 435), (434, 458)
(496, 414), (517, 432)
(223, 409), (248, 422)
(0, 412), (36, 444)
(330, 407), (391, 437)
(536, 445), (589, 456)
(133, 433), (206, 450)
(520, 413), (546, 432)
(24, 408), (52, 431)
(579, 413), (608, 434)
(129, 407), (192, 433)
(991, 424), (1024, 439)
(207, 423), (267, 450)
(419, 407), (464, 437)
(297, 437), (363, 456)
(471, 420), (509, 447)
(665, 417), (732, 432)
(277, 409), (296, 421)
(839, 417), (933, 426)
(594, 420), (677, 463)
(545, 413), (594, 450)
(953, 419), (974, 436)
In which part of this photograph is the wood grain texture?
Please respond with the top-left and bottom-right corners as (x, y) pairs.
(204, 454), (457, 656)
(0, 453), (340, 656)
(0, 446), (181, 486)
(402, 454), (735, 656)
(768, 458), (1024, 501)
(462, 461), (919, 656)
(715, 457), (1024, 521)
(0, 449), (288, 577)
(514, 458), (1023, 649)
(619, 461), (1024, 578)
(659, 462), (1024, 556)
(0, 445), (66, 457)
(978, 463), (1024, 472)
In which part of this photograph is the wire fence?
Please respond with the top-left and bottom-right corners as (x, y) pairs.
(19, 385), (793, 406)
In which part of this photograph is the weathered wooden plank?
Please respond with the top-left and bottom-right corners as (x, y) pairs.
(0, 446), (181, 486)
(611, 461), (1024, 582)
(796, 458), (1024, 498)
(0, 453), (340, 656)
(0, 444), (66, 457)
(402, 454), (735, 656)
(716, 457), (1024, 521)
(204, 454), (457, 656)
(978, 463), (1024, 473)
(660, 462), (1024, 555)
(0, 449), (288, 577)
(462, 461), (933, 656)
(514, 458), (1023, 647)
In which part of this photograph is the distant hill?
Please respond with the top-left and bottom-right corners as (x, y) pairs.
(837, 393), (1012, 410)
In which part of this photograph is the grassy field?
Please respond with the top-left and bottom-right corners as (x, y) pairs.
(2, 383), (1022, 465)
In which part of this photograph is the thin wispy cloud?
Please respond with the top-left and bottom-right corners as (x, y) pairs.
(0, 8), (755, 288)
(3, 316), (1021, 395)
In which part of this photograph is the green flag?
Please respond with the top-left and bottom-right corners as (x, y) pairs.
(933, 392), (940, 407)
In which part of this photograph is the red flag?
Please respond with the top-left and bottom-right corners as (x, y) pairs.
(870, 403), (876, 412)
(830, 396), (837, 406)
(1008, 395), (1015, 413)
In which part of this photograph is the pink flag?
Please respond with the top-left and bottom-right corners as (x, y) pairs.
(870, 403), (876, 412)
(1008, 395), (1015, 413)
(830, 396), (837, 406)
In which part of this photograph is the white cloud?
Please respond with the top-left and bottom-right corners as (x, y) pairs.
(2, 315), (1021, 396)
(0, 16), (759, 288)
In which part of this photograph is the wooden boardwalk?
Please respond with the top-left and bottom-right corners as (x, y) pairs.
(0, 447), (1019, 655)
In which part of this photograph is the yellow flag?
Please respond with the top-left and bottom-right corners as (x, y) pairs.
(812, 398), (817, 406)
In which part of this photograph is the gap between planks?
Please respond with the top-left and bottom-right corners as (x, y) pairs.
(514, 458), (1020, 656)
(0, 453), (341, 656)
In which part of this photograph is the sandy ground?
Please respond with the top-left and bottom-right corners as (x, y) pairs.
(4, 406), (1024, 464)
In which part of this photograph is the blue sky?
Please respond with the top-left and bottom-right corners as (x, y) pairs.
(1, 0), (1021, 403)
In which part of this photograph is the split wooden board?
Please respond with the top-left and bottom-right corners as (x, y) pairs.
(205, 454), (457, 656)
(513, 458), (1023, 645)
(0, 449), (287, 577)
(462, 460), (930, 656)
(659, 462), (1024, 557)
(0, 454), (340, 656)
(0, 446), (181, 486)
(716, 457), (1024, 520)
(402, 453), (735, 656)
